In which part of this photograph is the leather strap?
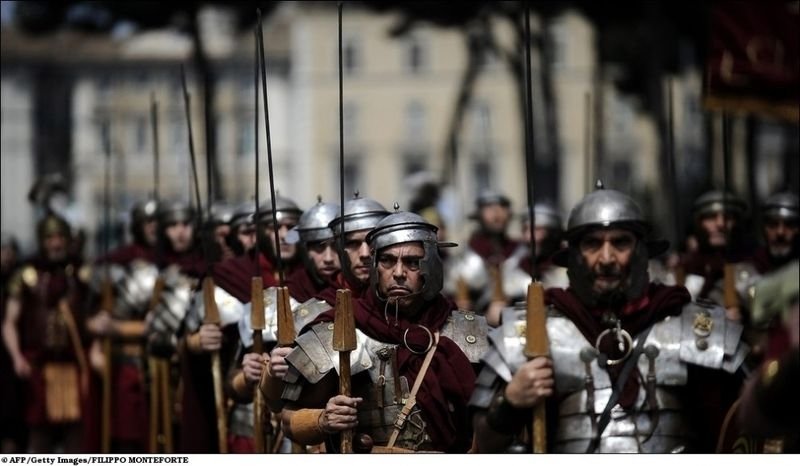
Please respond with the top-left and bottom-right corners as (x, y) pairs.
(586, 324), (654, 453)
(387, 331), (439, 448)
(58, 298), (89, 394)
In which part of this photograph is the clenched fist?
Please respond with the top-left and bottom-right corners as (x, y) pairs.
(504, 356), (554, 408)
(319, 395), (363, 434)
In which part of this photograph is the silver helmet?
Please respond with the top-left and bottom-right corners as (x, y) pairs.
(207, 201), (235, 227)
(763, 192), (799, 221)
(328, 193), (389, 237)
(286, 198), (340, 245)
(157, 200), (195, 225)
(692, 189), (747, 220)
(553, 181), (668, 266)
(520, 203), (563, 230)
(229, 201), (256, 229)
(565, 181), (649, 239)
(366, 210), (445, 301)
(256, 194), (303, 225)
(469, 189), (511, 219)
(131, 199), (159, 226)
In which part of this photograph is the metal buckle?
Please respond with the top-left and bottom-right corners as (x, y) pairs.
(403, 325), (433, 354)
(595, 328), (633, 366)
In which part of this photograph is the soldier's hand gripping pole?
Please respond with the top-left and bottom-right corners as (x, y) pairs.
(333, 289), (356, 453)
(251, 277), (267, 453)
(100, 279), (114, 453)
(524, 283), (548, 453)
(202, 277), (228, 453)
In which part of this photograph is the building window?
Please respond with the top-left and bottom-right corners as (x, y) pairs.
(405, 101), (426, 142)
(342, 101), (358, 142)
(237, 113), (254, 157)
(404, 157), (426, 177)
(343, 158), (361, 200)
(469, 99), (492, 152)
(171, 121), (186, 158)
(343, 35), (361, 76)
(473, 159), (492, 194)
(134, 115), (147, 154)
(405, 34), (427, 74)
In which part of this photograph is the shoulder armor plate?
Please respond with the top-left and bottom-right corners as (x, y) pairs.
(285, 322), (372, 384)
(440, 310), (489, 363)
(239, 290), (331, 348)
(187, 285), (247, 332)
(679, 301), (748, 373)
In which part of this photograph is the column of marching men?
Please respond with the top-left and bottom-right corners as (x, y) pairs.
(1, 185), (798, 453)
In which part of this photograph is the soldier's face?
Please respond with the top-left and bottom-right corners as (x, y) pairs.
(376, 242), (425, 312)
(214, 224), (233, 258)
(264, 219), (298, 260)
(166, 221), (193, 253)
(480, 204), (511, 234)
(522, 223), (550, 256)
(579, 228), (636, 295)
(43, 232), (68, 262)
(344, 230), (371, 283)
(142, 220), (158, 247)
(699, 212), (734, 247)
(237, 224), (257, 252)
(764, 217), (798, 258)
(307, 240), (340, 279)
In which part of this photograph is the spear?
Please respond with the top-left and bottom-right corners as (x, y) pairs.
(256, 8), (297, 452)
(333, 2), (356, 454)
(180, 66), (228, 453)
(99, 119), (114, 454)
(251, 19), (274, 452)
(146, 93), (173, 453)
(250, 24), (268, 454)
(522, 2), (548, 453)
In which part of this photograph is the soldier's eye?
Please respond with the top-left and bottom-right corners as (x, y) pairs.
(580, 238), (602, 250)
(403, 258), (421, 271)
(378, 255), (397, 269)
(612, 236), (634, 250)
(308, 242), (327, 253)
(345, 240), (364, 250)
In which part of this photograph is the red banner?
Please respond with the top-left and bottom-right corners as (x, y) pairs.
(704, 0), (799, 121)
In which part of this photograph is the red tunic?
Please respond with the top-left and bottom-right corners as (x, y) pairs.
(467, 231), (519, 265)
(9, 257), (89, 428)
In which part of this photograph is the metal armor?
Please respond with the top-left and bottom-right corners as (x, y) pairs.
(90, 259), (161, 320)
(237, 287), (331, 348)
(472, 301), (749, 453)
(683, 261), (761, 304)
(146, 265), (196, 356)
(185, 284), (248, 333)
(283, 310), (489, 451)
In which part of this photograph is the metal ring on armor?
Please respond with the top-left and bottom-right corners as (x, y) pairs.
(403, 325), (434, 355)
(595, 328), (633, 366)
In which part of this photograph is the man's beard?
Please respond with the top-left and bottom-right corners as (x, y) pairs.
(768, 242), (792, 259)
(567, 242), (650, 310)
